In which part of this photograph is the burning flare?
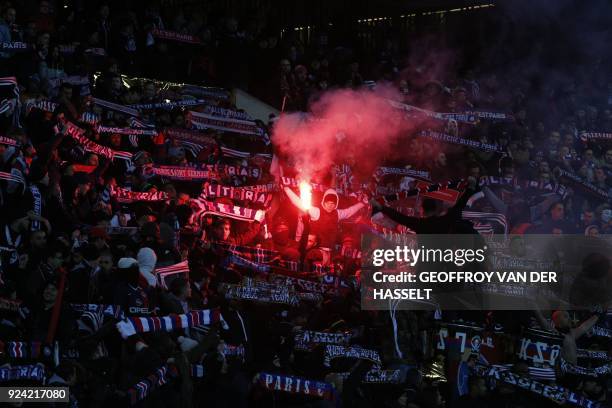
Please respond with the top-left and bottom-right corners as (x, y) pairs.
(299, 181), (312, 211)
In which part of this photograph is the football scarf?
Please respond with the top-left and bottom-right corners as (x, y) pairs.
(222, 283), (300, 307)
(0, 296), (22, 312)
(464, 111), (514, 121)
(92, 97), (139, 117)
(578, 132), (612, 142)
(323, 345), (382, 367)
(29, 185), (42, 231)
(335, 369), (403, 384)
(155, 260), (189, 289)
(479, 176), (568, 197)
(188, 110), (263, 136)
(478, 365), (600, 408)
(374, 166), (431, 181)
(151, 28), (201, 44)
(111, 186), (169, 203)
(419, 130), (503, 153)
(560, 357), (612, 377)
(191, 199), (266, 222)
(129, 99), (207, 110)
(201, 184), (273, 206)
(0, 170), (25, 186)
(577, 349), (610, 361)
(127, 364), (179, 405)
(0, 363), (46, 382)
(375, 179), (465, 205)
(0, 76), (20, 126)
(294, 330), (351, 351)
(202, 164), (261, 179)
(202, 105), (252, 121)
(0, 41), (29, 51)
(69, 304), (124, 320)
(115, 309), (224, 339)
(25, 99), (58, 114)
(0, 135), (19, 146)
(256, 372), (335, 400)
(97, 125), (157, 136)
(146, 165), (215, 181)
(65, 121), (133, 161)
(557, 169), (610, 200)
(0, 341), (54, 360)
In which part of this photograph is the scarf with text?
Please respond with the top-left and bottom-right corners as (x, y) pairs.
(477, 365), (600, 408)
(0, 41), (29, 51)
(557, 169), (610, 201)
(294, 330), (351, 351)
(323, 345), (382, 367)
(156, 260), (190, 289)
(387, 99), (474, 124)
(129, 99), (208, 110)
(0, 135), (19, 147)
(256, 372), (335, 400)
(465, 111), (514, 121)
(577, 350), (610, 361)
(479, 176), (568, 198)
(578, 132), (612, 142)
(93, 97), (140, 117)
(376, 179), (465, 205)
(29, 185), (41, 231)
(111, 186), (168, 203)
(335, 369), (403, 384)
(419, 130), (504, 153)
(269, 274), (344, 297)
(191, 199), (266, 223)
(146, 165), (215, 181)
(0, 297), (22, 312)
(180, 84), (230, 101)
(25, 99), (58, 114)
(97, 125), (157, 136)
(65, 121), (133, 161)
(0, 363), (46, 382)
(188, 110), (263, 136)
(560, 357), (612, 377)
(374, 166), (431, 181)
(202, 164), (261, 179)
(222, 283), (300, 307)
(69, 304), (124, 320)
(116, 309), (223, 339)
(202, 105), (252, 120)
(201, 184), (273, 206)
(151, 28), (201, 44)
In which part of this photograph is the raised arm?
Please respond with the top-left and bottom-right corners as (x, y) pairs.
(283, 186), (319, 219)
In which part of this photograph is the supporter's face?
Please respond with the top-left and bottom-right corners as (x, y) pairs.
(584, 150), (594, 161)
(43, 284), (58, 303)
(280, 60), (291, 74)
(606, 150), (612, 163)
(39, 1), (51, 14)
(31, 231), (47, 248)
(99, 255), (113, 272)
(588, 227), (599, 237)
(217, 224), (231, 240)
(583, 211), (594, 225)
(100, 5), (110, 18)
(596, 168), (606, 181)
(87, 154), (99, 167)
(47, 252), (64, 269)
(551, 204), (564, 221)
(110, 134), (121, 147)
(306, 234), (317, 250)
(4, 9), (16, 24)
(144, 84), (156, 99)
(39, 33), (50, 47)
(539, 162), (550, 173)
(323, 200), (336, 212)
(436, 153), (447, 167)
(177, 193), (190, 205)
(469, 166), (480, 178)
(111, 78), (122, 91)
(549, 132), (560, 145)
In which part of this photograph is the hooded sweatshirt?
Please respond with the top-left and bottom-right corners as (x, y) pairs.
(284, 187), (364, 248)
(137, 247), (158, 287)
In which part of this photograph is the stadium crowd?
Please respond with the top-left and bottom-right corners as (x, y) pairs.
(1, 0), (612, 407)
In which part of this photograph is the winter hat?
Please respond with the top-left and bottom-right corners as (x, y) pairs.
(137, 247), (157, 287)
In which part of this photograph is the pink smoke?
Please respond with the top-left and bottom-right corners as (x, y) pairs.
(272, 84), (421, 182)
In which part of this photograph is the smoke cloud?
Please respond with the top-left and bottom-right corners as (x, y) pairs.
(272, 84), (422, 182)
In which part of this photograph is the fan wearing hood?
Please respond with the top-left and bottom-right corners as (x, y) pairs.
(283, 187), (365, 249)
